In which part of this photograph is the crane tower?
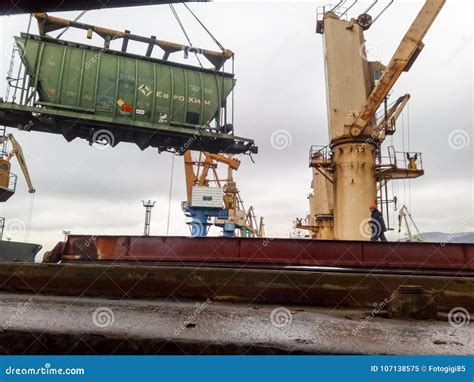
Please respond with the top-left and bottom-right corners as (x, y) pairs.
(296, 0), (445, 240)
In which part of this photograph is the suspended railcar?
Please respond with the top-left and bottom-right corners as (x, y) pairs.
(0, 34), (256, 154)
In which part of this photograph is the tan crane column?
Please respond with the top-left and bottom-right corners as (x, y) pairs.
(322, 12), (376, 240)
(308, 167), (334, 239)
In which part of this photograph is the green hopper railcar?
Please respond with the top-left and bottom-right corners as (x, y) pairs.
(0, 34), (256, 154)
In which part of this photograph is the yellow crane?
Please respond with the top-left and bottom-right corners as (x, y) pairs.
(244, 206), (265, 238)
(398, 205), (425, 242)
(298, 0), (445, 240)
(182, 151), (264, 237)
(183, 151), (240, 205)
(0, 133), (35, 202)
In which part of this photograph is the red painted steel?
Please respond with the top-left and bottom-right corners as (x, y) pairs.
(47, 235), (474, 271)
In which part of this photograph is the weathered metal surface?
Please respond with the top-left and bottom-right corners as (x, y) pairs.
(34, 13), (232, 70)
(351, 0), (446, 135)
(0, 292), (471, 355)
(0, 241), (41, 262)
(17, 35), (234, 127)
(0, 262), (472, 311)
(0, 35), (256, 155)
(46, 235), (474, 271)
(387, 285), (438, 319)
(311, 1), (445, 241)
(0, 102), (255, 154)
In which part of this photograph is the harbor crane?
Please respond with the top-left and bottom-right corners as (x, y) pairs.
(182, 151), (264, 237)
(296, 0), (445, 240)
(0, 129), (35, 241)
(398, 205), (425, 242)
(0, 130), (35, 202)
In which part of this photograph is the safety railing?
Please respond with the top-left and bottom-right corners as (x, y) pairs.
(0, 171), (17, 192)
(381, 146), (423, 171)
(316, 2), (350, 33)
(309, 145), (332, 167)
(316, 3), (350, 21)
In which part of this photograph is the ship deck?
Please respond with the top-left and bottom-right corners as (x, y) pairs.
(0, 260), (472, 355)
(0, 292), (471, 355)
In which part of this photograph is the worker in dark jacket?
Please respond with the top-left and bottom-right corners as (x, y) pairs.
(369, 203), (387, 241)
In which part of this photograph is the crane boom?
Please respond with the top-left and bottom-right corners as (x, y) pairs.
(183, 151), (197, 204)
(398, 205), (424, 242)
(6, 134), (35, 194)
(377, 94), (411, 135)
(351, 0), (445, 136)
(183, 151), (240, 204)
(182, 150), (263, 237)
(205, 153), (240, 170)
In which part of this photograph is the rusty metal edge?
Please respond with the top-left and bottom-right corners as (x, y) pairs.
(1, 262), (472, 311)
(45, 235), (474, 271)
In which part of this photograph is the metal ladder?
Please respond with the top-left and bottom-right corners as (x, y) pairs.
(0, 125), (6, 240)
(0, 125), (7, 158)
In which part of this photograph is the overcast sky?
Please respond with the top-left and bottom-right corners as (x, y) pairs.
(0, 0), (472, 253)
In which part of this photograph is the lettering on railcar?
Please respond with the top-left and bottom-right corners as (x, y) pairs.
(156, 91), (211, 106)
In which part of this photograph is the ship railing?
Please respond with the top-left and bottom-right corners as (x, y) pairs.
(382, 146), (423, 171)
(317, 3), (350, 21)
(0, 170), (17, 193)
(316, 2), (351, 33)
(309, 144), (332, 168)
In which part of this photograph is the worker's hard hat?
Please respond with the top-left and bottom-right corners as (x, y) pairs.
(370, 203), (377, 209)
